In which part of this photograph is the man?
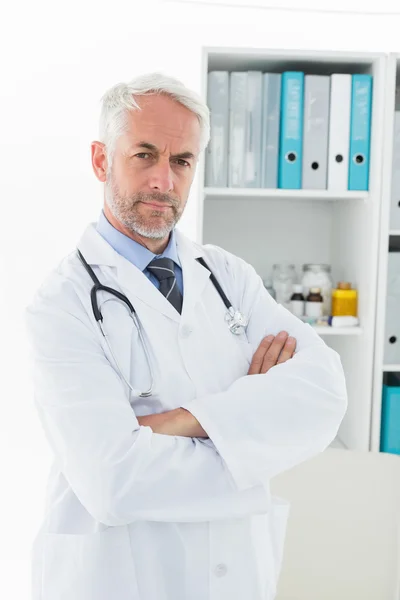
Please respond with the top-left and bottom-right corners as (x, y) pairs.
(25, 72), (347, 600)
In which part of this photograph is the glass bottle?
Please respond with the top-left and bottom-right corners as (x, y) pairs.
(305, 287), (323, 318)
(290, 284), (305, 317)
(301, 264), (332, 316)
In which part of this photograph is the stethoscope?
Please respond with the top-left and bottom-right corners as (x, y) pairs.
(76, 249), (248, 398)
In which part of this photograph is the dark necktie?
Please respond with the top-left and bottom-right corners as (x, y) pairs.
(147, 257), (183, 314)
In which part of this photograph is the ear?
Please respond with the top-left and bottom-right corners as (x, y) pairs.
(91, 141), (108, 182)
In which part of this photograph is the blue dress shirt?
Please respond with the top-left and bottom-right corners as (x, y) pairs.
(96, 210), (183, 295)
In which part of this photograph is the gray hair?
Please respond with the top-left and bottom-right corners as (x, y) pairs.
(99, 72), (210, 168)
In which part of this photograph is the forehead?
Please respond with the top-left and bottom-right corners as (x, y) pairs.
(120, 94), (201, 154)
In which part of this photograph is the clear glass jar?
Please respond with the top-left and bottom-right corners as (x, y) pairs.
(272, 263), (297, 309)
(301, 264), (333, 316)
(263, 276), (276, 300)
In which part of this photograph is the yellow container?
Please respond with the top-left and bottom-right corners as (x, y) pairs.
(332, 282), (358, 317)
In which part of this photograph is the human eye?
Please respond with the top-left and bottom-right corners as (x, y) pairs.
(135, 152), (151, 159)
(173, 158), (190, 167)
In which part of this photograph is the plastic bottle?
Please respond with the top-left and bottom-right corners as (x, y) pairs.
(329, 316), (359, 327)
(332, 282), (358, 317)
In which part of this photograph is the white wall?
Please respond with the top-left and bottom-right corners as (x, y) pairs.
(2, 0), (400, 597)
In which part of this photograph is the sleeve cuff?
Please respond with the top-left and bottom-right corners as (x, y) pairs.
(181, 396), (257, 491)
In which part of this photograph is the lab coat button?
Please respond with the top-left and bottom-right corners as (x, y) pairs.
(214, 563), (228, 577)
(180, 325), (192, 338)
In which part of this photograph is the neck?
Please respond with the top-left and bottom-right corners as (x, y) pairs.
(103, 204), (170, 254)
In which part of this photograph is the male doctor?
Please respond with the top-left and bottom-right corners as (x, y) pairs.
(25, 72), (347, 600)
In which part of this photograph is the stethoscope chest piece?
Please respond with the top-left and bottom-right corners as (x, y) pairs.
(77, 248), (249, 397)
(225, 306), (248, 335)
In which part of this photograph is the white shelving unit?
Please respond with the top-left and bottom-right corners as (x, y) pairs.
(204, 188), (368, 203)
(315, 327), (363, 336)
(371, 54), (400, 452)
(197, 47), (387, 452)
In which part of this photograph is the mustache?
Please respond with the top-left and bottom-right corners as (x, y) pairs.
(133, 191), (178, 207)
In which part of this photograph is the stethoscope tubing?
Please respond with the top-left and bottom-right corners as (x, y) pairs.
(76, 248), (244, 398)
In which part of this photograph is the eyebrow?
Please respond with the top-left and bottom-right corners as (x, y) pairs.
(134, 141), (196, 161)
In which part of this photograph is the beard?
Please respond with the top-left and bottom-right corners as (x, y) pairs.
(104, 171), (184, 240)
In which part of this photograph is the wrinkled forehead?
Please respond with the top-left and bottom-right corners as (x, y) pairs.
(118, 94), (201, 157)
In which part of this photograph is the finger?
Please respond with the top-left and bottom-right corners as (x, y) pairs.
(247, 335), (275, 375)
(276, 336), (297, 364)
(260, 331), (289, 373)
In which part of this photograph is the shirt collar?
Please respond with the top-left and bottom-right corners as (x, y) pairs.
(96, 209), (181, 273)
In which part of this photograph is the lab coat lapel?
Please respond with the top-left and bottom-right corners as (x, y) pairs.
(116, 257), (180, 323)
(174, 229), (211, 320)
(77, 223), (213, 323)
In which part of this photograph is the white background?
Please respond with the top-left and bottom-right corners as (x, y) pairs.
(1, 0), (400, 597)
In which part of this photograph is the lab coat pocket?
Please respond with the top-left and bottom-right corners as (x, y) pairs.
(251, 496), (290, 599)
(41, 526), (139, 600)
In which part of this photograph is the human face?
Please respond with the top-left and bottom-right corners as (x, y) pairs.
(92, 93), (201, 251)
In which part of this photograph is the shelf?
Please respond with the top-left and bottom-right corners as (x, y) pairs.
(313, 326), (363, 336)
(389, 230), (400, 236)
(204, 187), (369, 202)
(200, 46), (388, 454)
(383, 364), (400, 372)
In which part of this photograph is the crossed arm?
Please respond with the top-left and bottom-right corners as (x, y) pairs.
(137, 331), (296, 437)
(26, 271), (346, 526)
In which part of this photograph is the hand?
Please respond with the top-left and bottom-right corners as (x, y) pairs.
(137, 409), (208, 438)
(247, 331), (296, 375)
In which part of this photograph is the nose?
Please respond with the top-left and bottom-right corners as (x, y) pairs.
(147, 159), (174, 194)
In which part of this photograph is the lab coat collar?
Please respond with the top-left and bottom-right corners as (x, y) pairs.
(96, 210), (182, 272)
(76, 223), (211, 324)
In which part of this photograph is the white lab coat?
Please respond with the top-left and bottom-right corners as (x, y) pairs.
(25, 222), (347, 600)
